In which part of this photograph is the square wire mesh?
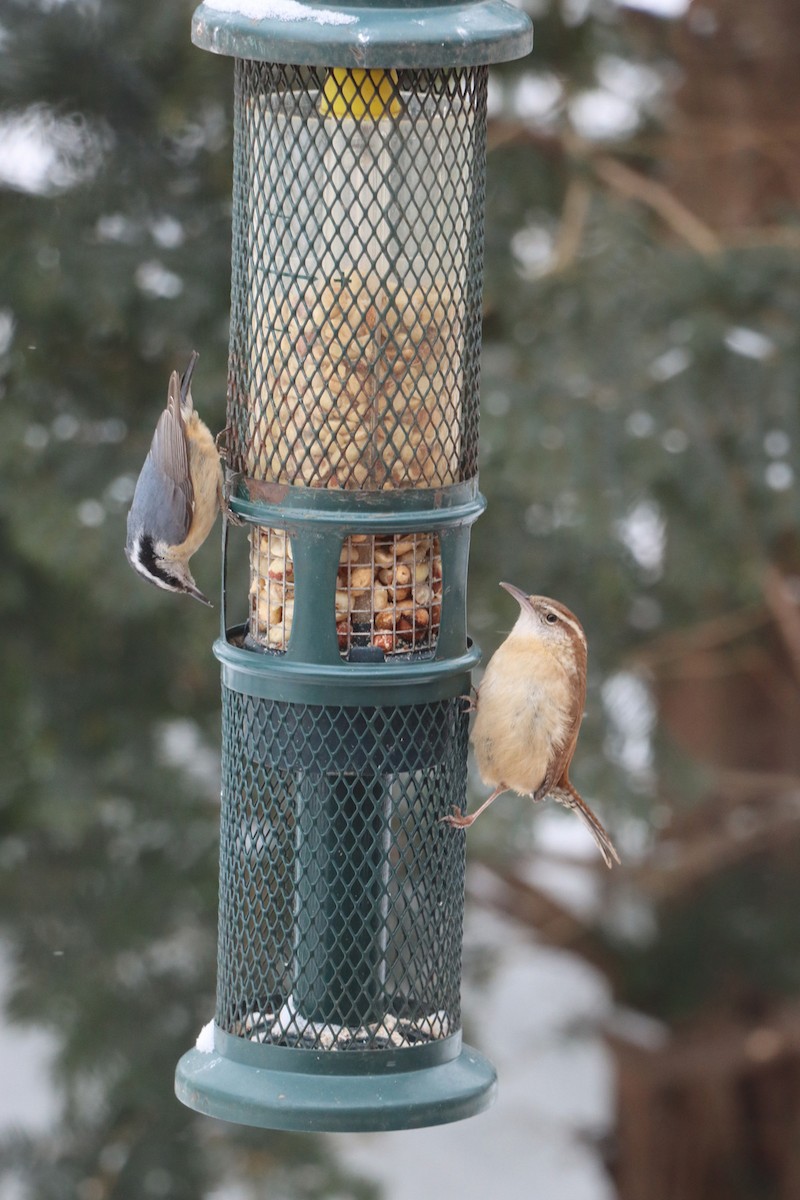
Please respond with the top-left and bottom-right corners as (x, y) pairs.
(217, 691), (469, 1049)
(249, 526), (443, 656)
(249, 525), (295, 649)
(228, 63), (488, 490)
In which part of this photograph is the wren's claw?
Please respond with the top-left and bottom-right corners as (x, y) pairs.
(439, 806), (475, 829)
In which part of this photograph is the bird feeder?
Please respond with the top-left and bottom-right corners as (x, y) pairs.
(175, 0), (532, 1132)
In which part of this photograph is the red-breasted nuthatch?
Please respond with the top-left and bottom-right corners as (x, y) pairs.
(443, 584), (620, 867)
(125, 352), (223, 606)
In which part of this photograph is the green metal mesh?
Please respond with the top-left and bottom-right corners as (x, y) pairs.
(226, 61), (486, 654)
(227, 62), (488, 491)
(217, 690), (468, 1049)
(215, 59), (482, 1062)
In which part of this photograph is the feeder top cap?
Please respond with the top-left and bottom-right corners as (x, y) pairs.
(192, 0), (533, 69)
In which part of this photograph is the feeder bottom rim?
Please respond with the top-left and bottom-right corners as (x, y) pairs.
(175, 1040), (497, 1132)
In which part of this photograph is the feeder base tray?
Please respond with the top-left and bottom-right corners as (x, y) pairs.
(175, 1038), (497, 1132)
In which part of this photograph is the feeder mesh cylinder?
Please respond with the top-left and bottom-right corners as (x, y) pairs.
(227, 63), (488, 491)
(210, 64), (490, 1054)
(229, 64), (488, 657)
(216, 693), (469, 1049)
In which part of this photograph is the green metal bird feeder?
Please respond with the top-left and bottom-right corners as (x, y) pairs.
(174, 0), (532, 1133)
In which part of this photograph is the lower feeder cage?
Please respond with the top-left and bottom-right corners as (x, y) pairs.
(175, 0), (532, 1133)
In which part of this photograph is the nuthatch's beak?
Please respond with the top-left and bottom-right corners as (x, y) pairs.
(499, 581), (533, 611)
(187, 584), (213, 607)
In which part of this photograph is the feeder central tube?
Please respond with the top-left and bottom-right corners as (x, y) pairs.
(319, 67), (403, 314)
(234, 61), (480, 495)
(294, 771), (390, 1029)
(320, 68), (402, 121)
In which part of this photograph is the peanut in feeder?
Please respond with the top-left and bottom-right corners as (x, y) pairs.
(175, 0), (532, 1134)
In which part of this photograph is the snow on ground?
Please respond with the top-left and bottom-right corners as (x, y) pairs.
(331, 898), (617, 1200)
(0, 944), (60, 1134)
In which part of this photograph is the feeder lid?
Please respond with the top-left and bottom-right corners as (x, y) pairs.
(192, 0), (533, 69)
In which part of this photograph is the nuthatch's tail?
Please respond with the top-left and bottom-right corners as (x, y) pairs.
(180, 350), (199, 408)
(550, 780), (621, 869)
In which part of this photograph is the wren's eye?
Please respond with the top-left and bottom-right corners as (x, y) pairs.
(545, 612), (558, 624)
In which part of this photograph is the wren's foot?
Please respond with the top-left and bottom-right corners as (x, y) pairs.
(439, 806), (476, 829)
(441, 783), (508, 831)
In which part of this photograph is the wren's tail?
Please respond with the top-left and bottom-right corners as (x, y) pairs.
(549, 780), (621, 869)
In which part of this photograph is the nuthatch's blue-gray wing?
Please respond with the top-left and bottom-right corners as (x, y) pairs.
(126, 371), (193, 551)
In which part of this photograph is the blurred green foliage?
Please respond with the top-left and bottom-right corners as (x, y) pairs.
(2, 0), (800, 1194)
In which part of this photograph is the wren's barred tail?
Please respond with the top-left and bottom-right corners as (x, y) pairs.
(549, 781), (620, 868)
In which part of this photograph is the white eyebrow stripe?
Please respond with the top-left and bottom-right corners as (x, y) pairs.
(544, 603), (587, 648)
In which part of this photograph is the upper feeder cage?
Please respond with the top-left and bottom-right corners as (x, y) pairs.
(175, 0), (532, 1132)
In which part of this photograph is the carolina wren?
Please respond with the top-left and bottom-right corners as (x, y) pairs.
(443, 583), (620, 868)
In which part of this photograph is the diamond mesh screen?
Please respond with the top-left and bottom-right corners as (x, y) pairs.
(217, 690), (468, 1049)
(227, 62), (488, 491)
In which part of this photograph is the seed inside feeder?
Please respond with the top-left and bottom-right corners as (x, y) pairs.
(236, 997), (450, 1049)
(250, 526), (443, 656)
(247, 274), (462, 491)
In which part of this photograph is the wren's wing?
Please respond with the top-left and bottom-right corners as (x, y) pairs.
(128, 371), (194, 548)
(534, 659), (587, 800)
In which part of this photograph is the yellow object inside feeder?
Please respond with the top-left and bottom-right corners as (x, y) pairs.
(321, 68), (402, 120)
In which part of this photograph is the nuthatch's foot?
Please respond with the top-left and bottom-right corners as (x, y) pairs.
(215, 425), (234, 455)
(439, 807), (476, 829)
(460, 688), (478, 714)
(221, 471), (245, 527)
(222, 502), (245, 528)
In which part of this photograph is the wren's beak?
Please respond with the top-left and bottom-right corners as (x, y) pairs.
(499, 581), (533, 611)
